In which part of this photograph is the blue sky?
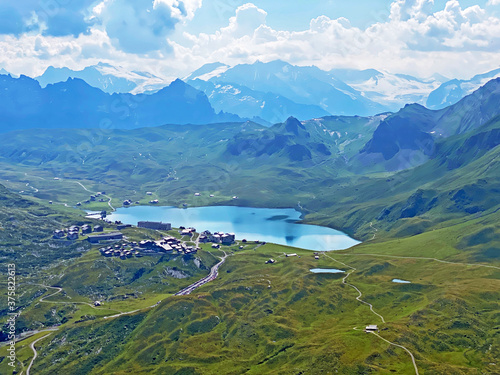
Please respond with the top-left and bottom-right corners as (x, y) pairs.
(0, 0), (499, 80)
(186, 0), (496, 32)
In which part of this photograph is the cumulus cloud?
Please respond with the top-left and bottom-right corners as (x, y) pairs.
(92, 0), (202, 53)
(173, 0), (500, 78)
(1, 0), (500, 80)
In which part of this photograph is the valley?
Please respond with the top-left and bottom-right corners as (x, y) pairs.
(0, 59), (499, 375)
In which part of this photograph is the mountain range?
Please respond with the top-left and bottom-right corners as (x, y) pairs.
(0, 64), (499, 374)
(0, 75), (244, 132)
(34, 62), (166, 94)
(426, 68), (500, 109)
(2, 61), (498, 124)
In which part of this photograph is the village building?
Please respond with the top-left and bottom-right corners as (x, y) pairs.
(53, 230), (65, 239)
(365, 325), (379, 333)
(67, 232), (79, 240)
(81, 224), (92, 234)
(138, 221), (172, 231)
(87, 232), (124, 244)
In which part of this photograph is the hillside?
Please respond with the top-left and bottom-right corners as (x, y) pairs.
(0, 76), (499, 375)
(356, 78), (500, 171)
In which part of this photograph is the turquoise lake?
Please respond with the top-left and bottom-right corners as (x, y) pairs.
(105, 206), (360, 251)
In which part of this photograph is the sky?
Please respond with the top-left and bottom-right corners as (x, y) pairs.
(0, 0), (499, 81)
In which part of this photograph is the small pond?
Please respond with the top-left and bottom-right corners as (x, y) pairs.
(310, 268), (345, 274)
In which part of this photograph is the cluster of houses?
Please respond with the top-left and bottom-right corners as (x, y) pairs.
(53, 224), (104, 240)
(150, 236), (198, 254)
(199, 231), (235, 245)
(123, 198), (159, 206)
(98, 235), (199, 260)
(100, 243), (140, 259)
(76, 192), (106, 206)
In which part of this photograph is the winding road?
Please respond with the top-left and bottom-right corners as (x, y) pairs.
(73, 181), (115, 212)
(25, 253), (228, 371)
(175, 253), (228, 296)
(26, 331), (57, 375)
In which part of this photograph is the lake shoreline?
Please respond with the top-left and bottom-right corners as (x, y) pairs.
(98, 205), (361, 251)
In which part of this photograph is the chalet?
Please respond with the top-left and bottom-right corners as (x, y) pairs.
(150, 199), (159, 204)
(365, 325), (379, 333)
(87, 232), (123, 244)
(221, 235), (233, 245)
(76, 202), (82, 206)
(315, 256), (320, 260)
(211, 244), (220, 249)
(90, 195), (96, 201)
(53, 230), (65, 239)
(81, 225), (92, 234)
(94, 301), (101, 306)
(146, 192), (153, 195)
(138, 221), (172, 231)
(180, 229), (192, 236)
(117, 224), (132, 230)
(69, 225), (79, 232)
(139, 240), (155, 248)
(199, 235), (208, 243)
(194, 192), (201, 196)
(123, 200), (132, 206)
(67, 232), (79, 240)
(266, 259), (276, 264)
(94, 225), (104, 232)
(286, 253), (298, 257)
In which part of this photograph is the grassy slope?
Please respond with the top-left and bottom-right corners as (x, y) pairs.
(0, 112), (498, 373)
(17, 230), (499, 375)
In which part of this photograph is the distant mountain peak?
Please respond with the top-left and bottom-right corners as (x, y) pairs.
(184, 62), (230, 81)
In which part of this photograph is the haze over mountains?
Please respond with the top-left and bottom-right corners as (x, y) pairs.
(2, 60), (497, 125)
(0, 75), (243, 132)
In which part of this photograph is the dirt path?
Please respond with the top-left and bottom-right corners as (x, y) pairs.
(371, 332), (420, 375)
(322, 253), (419, 374)
(339, 252), (500, 271)
(36, 284), (121, 312)
(324, 254), (385, 323)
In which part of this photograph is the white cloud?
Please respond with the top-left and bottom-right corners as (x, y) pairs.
(1, 0), (500, 81)
(92, 0), (202, 53)
(170, 1), (500, 78)
(488, 0), (500, 5)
